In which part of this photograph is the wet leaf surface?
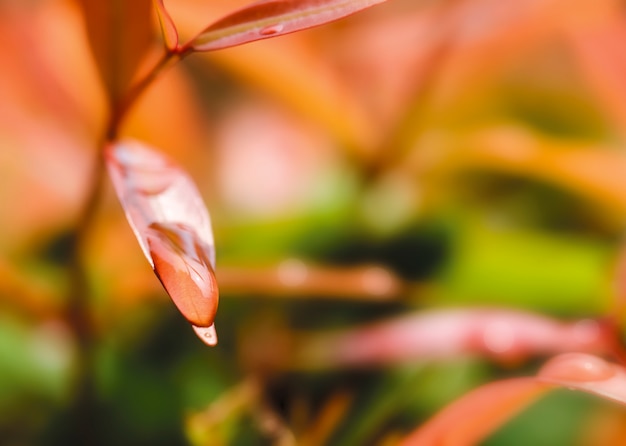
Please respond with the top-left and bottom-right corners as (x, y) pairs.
(189, 0), (388, 51)
(401, 354), (626, 445)
(105, 140), (219, 343)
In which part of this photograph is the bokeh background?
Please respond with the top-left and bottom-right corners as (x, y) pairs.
(2, 0), (626, 444)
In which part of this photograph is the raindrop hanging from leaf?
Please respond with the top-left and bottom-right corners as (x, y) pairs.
(105, 139), (219, 345)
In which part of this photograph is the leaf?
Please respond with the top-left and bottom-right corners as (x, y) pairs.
(451, 127), (626, 214)
(538, 353), (626, 405)
(154, 0), (179, 50)
(567, 16), (626, 139)
(188, 0), (388, 52)
(292, 308), (608, 369)
(105, 139), (219, 345)
(77, 0), (153, 102)
(0, 2), (99, 250)
(164, 0), (377, 153)
(400, 354), (626, 445)
(147, 222), (218, 326)
(399, 378), (547, 445)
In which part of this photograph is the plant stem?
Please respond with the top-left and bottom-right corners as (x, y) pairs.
(64, 45), (189, 444)
(106, 47), (190, 141)
(65, 144), (105, 445)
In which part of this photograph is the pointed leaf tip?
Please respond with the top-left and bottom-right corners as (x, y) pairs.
(154, 0), (179, 50)
(148, 222), (219, 327)
(539, 353), (616, 383)
(189, 0), (388, 52)
(399, 378), (546, 446)
(105, 140), (219, 343)
(538, 353), (626, 405)
(400, 355), (626, 445)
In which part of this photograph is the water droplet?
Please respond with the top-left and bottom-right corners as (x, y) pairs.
(277, 258), (307, 287)
(540, 353), (615, 382)
(147, 222), (219, 327)
(259, 23), (284, 36)
(482, 320), (516, 354)
(193, 324), (218, 346)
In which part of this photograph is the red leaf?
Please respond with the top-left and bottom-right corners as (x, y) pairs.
(399, 378), (547, 445)
(105, 140), (219, 345)
(293, 308), (608, 368)
(188, 0), (388, 52)
(400, 354), (626, 445)
(154, 0), (179, 50)
(147, 222), (218, 327)
(538, 353), (626, 405)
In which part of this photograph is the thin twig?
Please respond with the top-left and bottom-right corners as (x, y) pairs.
(106, 47), (190, 141)
(65, 143), (105, 445)
(64, 43), (191, 444)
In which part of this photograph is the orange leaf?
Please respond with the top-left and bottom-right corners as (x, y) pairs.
(77, 0), (154, 103)
(154, 0), (179, 50)
(452, 128), (626, 214)
(148, 222), (219, 328)
(401, 354), (626, 445)
(400, 378), (546, 446)
(567, 16), (626, 139)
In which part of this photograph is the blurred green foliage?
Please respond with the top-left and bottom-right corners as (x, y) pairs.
(2, 0), (626, 444)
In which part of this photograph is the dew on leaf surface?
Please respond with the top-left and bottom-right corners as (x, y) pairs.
(259, 23), (284, 35)
(106, 140), (219, 346)
(147, 222), (219, 329)
(540, 353), (616, 382)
